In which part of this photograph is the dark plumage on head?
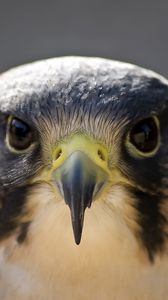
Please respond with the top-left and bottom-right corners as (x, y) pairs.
(0, 57), (168, 265)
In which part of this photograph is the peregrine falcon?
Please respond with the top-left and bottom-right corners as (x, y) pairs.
(0, 57), (168, 300)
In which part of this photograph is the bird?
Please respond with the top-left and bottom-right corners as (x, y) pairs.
(0, 56), (168, 300)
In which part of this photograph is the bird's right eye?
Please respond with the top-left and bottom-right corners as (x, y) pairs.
(6, 117), (33, 152)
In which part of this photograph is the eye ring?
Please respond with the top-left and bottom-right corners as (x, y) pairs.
(126, 116), (160, 158)
(6, 116), (35, 153)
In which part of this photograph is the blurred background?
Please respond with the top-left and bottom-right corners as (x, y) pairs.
(0, 0), (167, 77)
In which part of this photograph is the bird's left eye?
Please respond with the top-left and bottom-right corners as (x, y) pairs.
(6, 117), (33, 151)
(127, 117), (160, 156)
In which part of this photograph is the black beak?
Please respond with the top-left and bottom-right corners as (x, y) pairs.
(53, 151), (107, 244)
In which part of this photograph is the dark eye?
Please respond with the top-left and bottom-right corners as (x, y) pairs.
(129, 117), (159, 153)
(7, 117), (33, 151)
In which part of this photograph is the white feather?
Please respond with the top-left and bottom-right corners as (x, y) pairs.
(0, 185), (168, 300)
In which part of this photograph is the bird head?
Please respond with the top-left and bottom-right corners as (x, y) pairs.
(0, 57), (168, 261)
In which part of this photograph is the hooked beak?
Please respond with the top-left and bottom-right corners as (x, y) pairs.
(53, 151), (108, 244)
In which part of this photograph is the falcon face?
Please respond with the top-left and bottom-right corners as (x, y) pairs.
(0, 57), (168, 300)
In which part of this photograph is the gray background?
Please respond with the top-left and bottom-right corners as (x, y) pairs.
(0, 0), (167, 77)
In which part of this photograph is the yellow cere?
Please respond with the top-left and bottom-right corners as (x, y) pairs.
(51, 134), (109, 174)
(32, 133), (133, 188)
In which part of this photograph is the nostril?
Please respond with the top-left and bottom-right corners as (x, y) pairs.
(55, 149), (62, 160)
(97, 149), (105, 161)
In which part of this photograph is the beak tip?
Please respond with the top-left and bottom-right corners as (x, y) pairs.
(72, 221), (83, 245)
(75, 238), (81, 245)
